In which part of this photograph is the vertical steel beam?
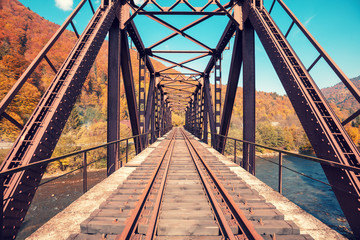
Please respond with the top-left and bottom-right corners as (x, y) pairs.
(214, 59), (222, 132)
(120, 28), (143, 153)
(145, 74), (155, 142)
(107, 19), (121, 175)
(138, 57), (146, 132)
(194, 91), (198, 136)
(189, 99), (193, 133)
(202, 84), (208, 143)
(150, 86), (156, 143)
(159, 91), (165, 136)
(242, 20), (256, 175)
(155, 87), (160, 137)
(203, 74), (217, 147)
(185, 106), (188, 130)
(101, 0), (109, 9)
(218, 29), (243, 153)
(199, 87), (204, 139)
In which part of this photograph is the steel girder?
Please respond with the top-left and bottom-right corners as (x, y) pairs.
(0, 3), (120, 238)
(144, 74), (155, 142)
(217, 29), (243, 154)
(242, 19), (256, 175)
(202, 84), (208, 143)
(107, 18), (121, 175)
(203, 75), (217, 147)
(120, 28), (143, 154)
(249, 3), (360, 236)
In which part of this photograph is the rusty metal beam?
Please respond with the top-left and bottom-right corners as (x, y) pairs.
(159, 53), (210, 73)
(342, 109), (360, 126)
(126, 20), (154, 73)
(203, 74), (217, 147)
(204, 20), (237, 74)
(138, 11), (226, 16)
(152, 50), (211, 54)
(107, 19), (121, 175)
(249, 5), (360, 236)
(275, 0), (360, 106)
(242, 19), (256, 175)
(148, 6), (226, 50)
(0, 3), (119, 238)
(0, 112), (23, 130)
(151, 54), (202, 73)
(144, 74), (155, 139)
(0, 0), (88, 117)
(121, 28), (143, 153)
(218, 29), (243, 153)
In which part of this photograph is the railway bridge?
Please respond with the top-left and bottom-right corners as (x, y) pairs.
(0, 0), (360, 239)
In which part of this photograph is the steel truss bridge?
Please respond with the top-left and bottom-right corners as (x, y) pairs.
(0, 0), (360, 239)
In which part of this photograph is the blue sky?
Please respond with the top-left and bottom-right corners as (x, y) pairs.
(18, 0), (360, 95)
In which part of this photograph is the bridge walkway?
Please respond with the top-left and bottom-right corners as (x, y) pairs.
(28, 128), (344, 240)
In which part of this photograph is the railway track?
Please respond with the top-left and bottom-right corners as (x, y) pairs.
(118, 128), (261, 240)
(71, 127), (308, 240)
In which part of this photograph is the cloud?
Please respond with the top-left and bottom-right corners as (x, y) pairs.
(55, 0), (73, 11)
(292, 15), (316, 37)
(134, 0), (144, 5)
(304, 15), (316, 26)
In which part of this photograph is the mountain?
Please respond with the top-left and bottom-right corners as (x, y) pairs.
(322, 76), (360, 120)
(0, 0), (168, 141)
(0, 0), (359, 166)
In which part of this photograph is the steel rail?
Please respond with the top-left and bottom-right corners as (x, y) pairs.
(180, 129), (237, 239)
(145, 129), (177, 239)
(181, 128), (263, 240)
(116, 130), (177, 239)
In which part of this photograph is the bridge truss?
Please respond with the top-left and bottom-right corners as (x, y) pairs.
(0, 0), (360, 238)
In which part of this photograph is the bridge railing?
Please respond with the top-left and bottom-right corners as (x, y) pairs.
(208, 132), (360, 195)
(0, 131), (151, 236)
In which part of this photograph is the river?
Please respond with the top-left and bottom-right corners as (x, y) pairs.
(255, 155), (355, 239)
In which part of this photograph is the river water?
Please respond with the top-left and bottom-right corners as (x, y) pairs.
(255, 155), (354, 239)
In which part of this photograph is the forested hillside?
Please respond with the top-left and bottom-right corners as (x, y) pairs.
(225, 75), (360, 153)
(0, 0), (359, 171)
(0, 0), (170, 171)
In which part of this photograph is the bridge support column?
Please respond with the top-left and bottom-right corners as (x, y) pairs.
(218, 29), (243, 154)
(155, 87), (160, 138)
(120, 28), (143, 154)
(145, 74), (156, 144)
(198, 87), (204, 139)
(144, 73), (155, 144)
(159, 91), (165, 136)
(202, 83), (208, 143)
(107, 19), (121, 175)
(203, 74), (217, 147)
(242, 20), (256, 174)
(194, 91), (198, 136)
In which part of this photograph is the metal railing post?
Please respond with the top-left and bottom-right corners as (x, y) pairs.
(0, 176), (4, 239)
(278, 152), (283, 194)
(244, 142), (250, 171)
(126, 139), (129, 163)
(117, 142), (122, 169)
(83, 152), (87, 193)
(234, 139), (237, 163)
